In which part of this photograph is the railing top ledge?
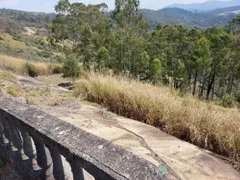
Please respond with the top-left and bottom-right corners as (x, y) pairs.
(0, 94), (168, 180)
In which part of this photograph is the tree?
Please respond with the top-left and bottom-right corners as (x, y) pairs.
(110, 0), (149, 76)
(95, 46), (111, 72)
(192, 37), (212, 96)
(48, 0), (110, 70)
(149, 58), (162, 84)
(204, 26), (230, 99)
(136, 51), (150, 79)
(62, 54), (80, 78)
(48, 0), (240, 104)
(226, 34), (240, 95)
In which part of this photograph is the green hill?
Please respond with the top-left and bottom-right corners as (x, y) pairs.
(0, 8), (55, 32)
(141, 6), (240, 30)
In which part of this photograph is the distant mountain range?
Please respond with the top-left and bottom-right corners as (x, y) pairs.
(167, 0), (240, 11)
(141, 6), (240, 30)
(0, 5), (240, 33)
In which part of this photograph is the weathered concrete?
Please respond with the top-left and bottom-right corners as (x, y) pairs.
(44, 105), (240, 180)
(0, 94), (167, 180)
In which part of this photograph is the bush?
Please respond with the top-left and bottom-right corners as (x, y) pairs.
(12, 35), (21, 41)
(62, 55), (80, 78)
(6, 86), (24, 97)
(55, 55), (65, 63)
(48, 64), (62, 74)
(37, 51), (53, 58)
(25, 62), (38, 77)
(234, 91), (240, 103)
(222, 94), (235, 108)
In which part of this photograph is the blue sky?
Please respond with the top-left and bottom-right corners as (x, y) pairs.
(0, 0), (222, 12)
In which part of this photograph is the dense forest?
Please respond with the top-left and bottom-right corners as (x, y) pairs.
(48, 0), (240, 105)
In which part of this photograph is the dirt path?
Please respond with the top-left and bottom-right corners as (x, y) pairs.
(1, 71), (240, 180)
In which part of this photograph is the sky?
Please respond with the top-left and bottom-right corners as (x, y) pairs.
(0, 0), (225, 12)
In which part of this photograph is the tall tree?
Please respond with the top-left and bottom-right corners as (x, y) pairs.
(192, 37), (212, 96)
(48, 0), (110, 70)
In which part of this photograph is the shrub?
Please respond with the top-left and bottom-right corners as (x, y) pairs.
(37, 51), (53, 58)
(25, 62), (38, 77)
(0, 71), (17, 82)
(48, 64), (62, 74)
(222, 94), (235, 108)
(55, 55), (65, 63)
(12, 35), (21, 41)
(62, 55), (80, 78)
(6, 86), (24, 97)
(234, 91), (240, 103)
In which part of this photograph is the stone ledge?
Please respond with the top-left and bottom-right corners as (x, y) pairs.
(0, 94), (168, 180)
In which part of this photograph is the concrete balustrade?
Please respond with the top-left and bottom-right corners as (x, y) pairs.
(0, 94), (167, 180)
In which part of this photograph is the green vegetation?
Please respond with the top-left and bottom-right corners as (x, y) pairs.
(62, 55), (80, 78)
(25, 62), (38, 77)
(49, 0), (240, 104)
(0, 32), (64, 62)
(0, 8), (54, 32)
(0, 8), (64, 62)
(6, 86), (24, 97)
(142, 6), (240, 30)
(0, 71), (17, 82)
(222, 94), (236, 108)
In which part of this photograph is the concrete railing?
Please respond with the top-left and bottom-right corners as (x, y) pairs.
(0, 94), (167, 180)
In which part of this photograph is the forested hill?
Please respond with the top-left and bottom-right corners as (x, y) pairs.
(167, 0), (240, 11)
(142, 6), (240, 30)
(0, 8), (55, 32)
(1, 6), (240, 33)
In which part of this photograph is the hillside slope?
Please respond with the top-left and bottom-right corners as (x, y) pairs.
(0, 8), (54, 32)
(1, 7), (239, 32)
(167, 0), (240, 11)
(142, 6), (240, 30)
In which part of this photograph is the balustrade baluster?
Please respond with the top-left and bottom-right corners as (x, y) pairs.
(2, 118), (22, 162)
(0, 117), (6, 157)
(69, 160), (85, 180)
(21, 130), (42, 177)
(1, 117), (12, 160)
(48, 147), (73, 180)
(32, 137), (55, 180)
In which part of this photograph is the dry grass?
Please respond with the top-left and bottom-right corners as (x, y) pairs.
(74, 73), (240, 168)
(0, 54), (61, 76)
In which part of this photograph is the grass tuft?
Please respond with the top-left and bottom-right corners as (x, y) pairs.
(0, 71), (17, 82)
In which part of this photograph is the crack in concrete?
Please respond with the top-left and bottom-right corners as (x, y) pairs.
(116, 124), (181, 180)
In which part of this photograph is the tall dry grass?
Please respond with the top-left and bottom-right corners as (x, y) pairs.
(0, 54), (61, 76)
(74, 73), (240, 169)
